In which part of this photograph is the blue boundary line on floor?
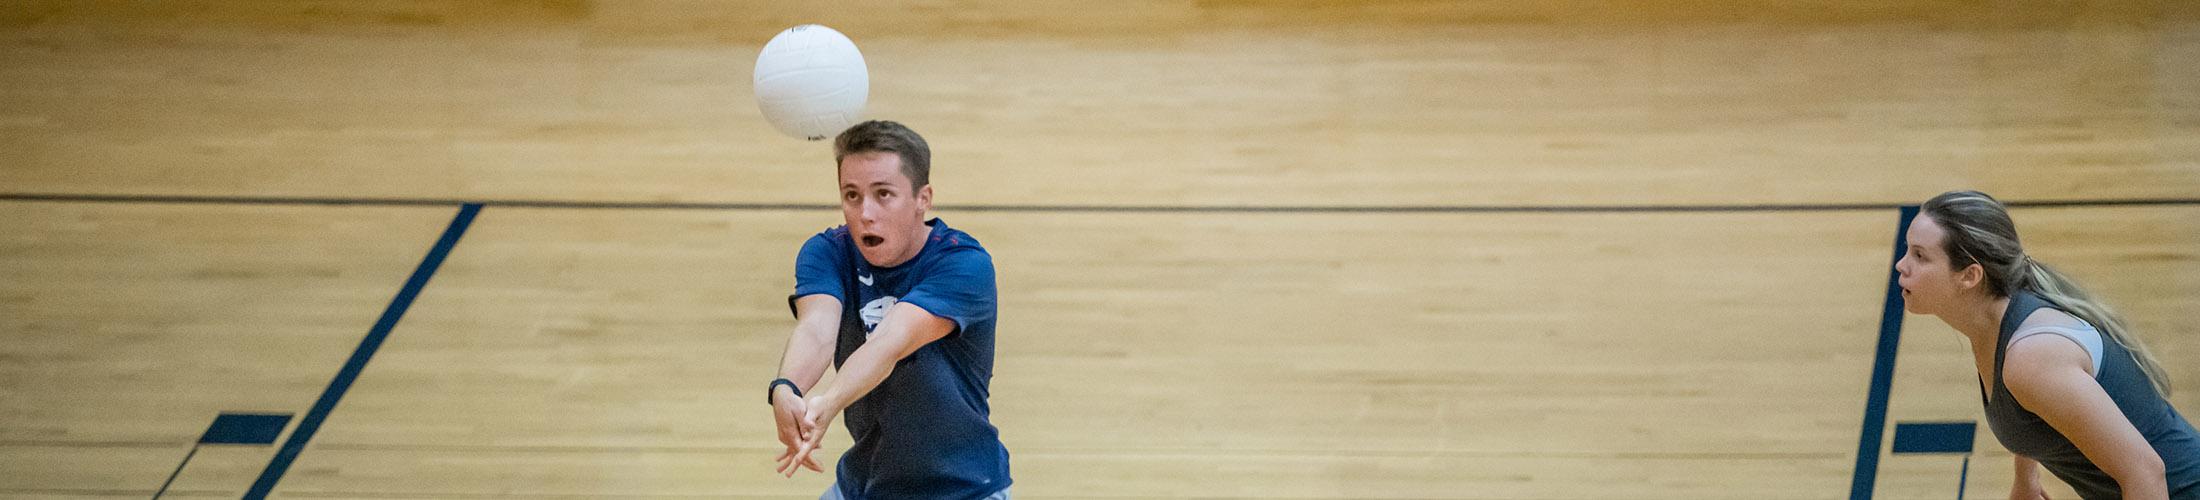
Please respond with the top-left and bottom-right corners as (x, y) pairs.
(3, 192), (2197, 213)
(1849, 205), (1919, 500)
(242, 203), (482, 499)
(1958, 455), (1972, 500)
(149, 444), (197, 500)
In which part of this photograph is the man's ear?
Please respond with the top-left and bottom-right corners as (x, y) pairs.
(916, 184), (934, 216)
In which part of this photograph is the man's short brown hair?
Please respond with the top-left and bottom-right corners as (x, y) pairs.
(833, 120), (930, 187)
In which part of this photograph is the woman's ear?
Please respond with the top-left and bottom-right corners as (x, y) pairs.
(1956, 263), (1986, 291)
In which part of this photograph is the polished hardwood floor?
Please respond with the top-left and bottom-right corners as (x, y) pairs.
(2, 1), (2195, 498)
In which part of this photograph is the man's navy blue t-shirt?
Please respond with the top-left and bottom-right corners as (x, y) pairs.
(790, 218), (1011, 499)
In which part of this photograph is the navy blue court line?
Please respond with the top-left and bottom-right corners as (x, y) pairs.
(243, 203), (481, 499)
(1890, 421), (1977, 454)
(4, 192), (2198, 214)
(150, 444), (196, 500)
(1958, 455), (1972, 500)
(1849, 205), (1920, 500)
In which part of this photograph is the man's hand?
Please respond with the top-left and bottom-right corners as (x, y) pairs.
(772, 385), (823, 476)
(785, 392), (844, 478)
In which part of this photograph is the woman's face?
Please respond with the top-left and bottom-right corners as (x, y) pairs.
(1895, 214), (1978, 315)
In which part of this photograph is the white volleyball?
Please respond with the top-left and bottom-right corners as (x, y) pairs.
(753, 24), (869, 141)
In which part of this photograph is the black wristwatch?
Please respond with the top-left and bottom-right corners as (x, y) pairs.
(768, 378), (802, 405)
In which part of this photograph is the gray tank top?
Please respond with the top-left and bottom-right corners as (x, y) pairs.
(1985, 291), (2200, 499)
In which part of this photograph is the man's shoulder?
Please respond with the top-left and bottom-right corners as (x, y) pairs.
(924, 230), (990, 267)
(934, 230), (985, 252)
(804, 225), (853, 248)
(797, 226), (855, 269)
(926, 219), (985, 252)
(913, 226), (992, 281)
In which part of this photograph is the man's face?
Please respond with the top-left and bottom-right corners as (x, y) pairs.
(838, 151), (932, 267)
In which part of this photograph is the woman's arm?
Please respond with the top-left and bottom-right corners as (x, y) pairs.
(2003, 335), (2167, 499)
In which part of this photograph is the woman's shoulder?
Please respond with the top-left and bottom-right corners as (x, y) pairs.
(2015, 306), (2094, 334)
(2005, 306), (2104, 379)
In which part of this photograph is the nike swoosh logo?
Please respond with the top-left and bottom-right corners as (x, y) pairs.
(858, 274), (874, 286)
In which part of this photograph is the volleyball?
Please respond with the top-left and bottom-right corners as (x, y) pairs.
(753, 24), (869, 141)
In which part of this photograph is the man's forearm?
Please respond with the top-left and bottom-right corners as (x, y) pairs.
(809, 303), (954, 412)
(778, 321), (834, 390)
(810, 334), (904, 412)
(776, 296), (842, 392)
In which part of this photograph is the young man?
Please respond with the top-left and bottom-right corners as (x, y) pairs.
(767, 120), (1012, 499)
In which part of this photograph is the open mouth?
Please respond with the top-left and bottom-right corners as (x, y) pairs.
(861, 234), (885, 247)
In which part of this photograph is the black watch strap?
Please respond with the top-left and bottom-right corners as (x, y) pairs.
(768, 378), (802, 405)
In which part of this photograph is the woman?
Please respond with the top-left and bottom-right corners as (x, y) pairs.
(1896, 190), (2199, 499)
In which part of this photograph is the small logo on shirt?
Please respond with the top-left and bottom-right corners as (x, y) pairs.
(858, 274), (874, 286)
(860, 296), (897, 335)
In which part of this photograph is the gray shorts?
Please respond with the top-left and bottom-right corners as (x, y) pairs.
(820, 484), (1010, 500)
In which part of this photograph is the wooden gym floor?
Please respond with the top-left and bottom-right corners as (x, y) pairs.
(3, 2), (2196, 498)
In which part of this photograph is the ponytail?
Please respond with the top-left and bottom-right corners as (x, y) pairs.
(2022, 258), (2173, 396)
